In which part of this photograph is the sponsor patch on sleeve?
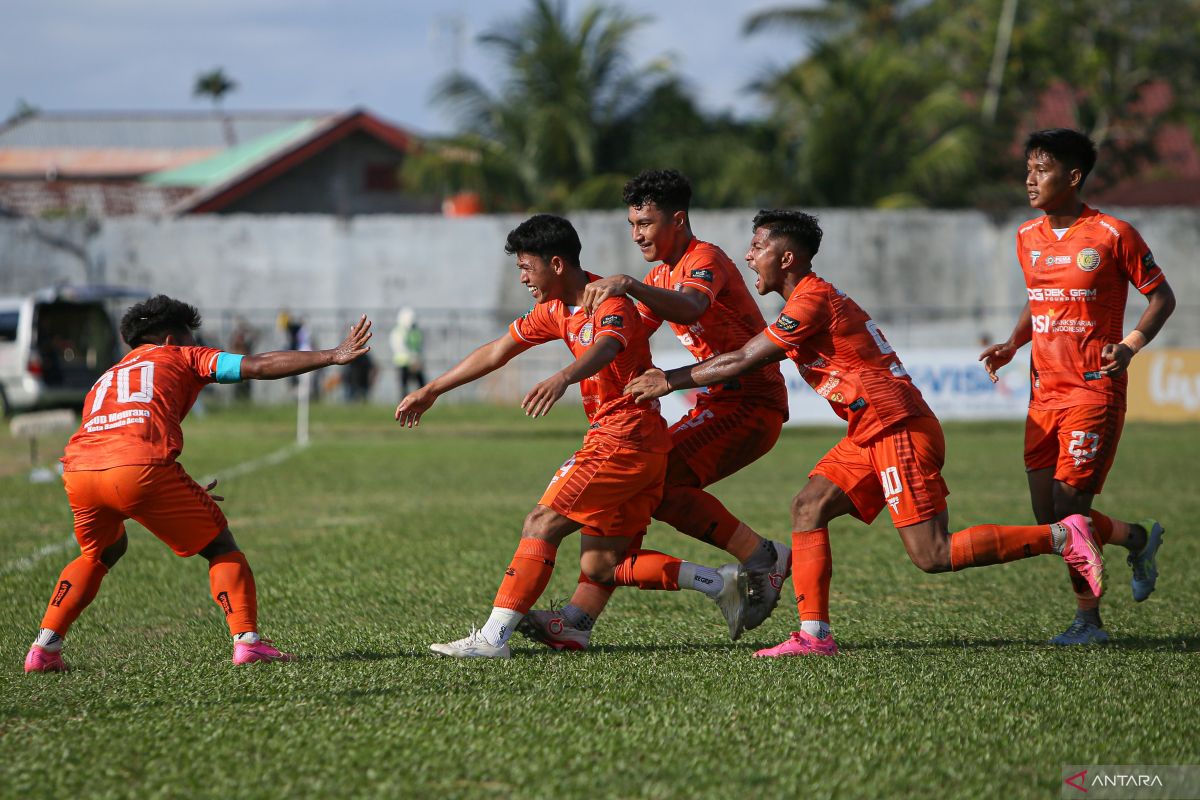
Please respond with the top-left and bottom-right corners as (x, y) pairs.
(688, 268), (714, 282)
(774, 314), (800, 332)
(1143, 251), (1157, 270)
(600, 314), (624, 328)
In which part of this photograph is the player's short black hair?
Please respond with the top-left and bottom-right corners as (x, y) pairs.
(752, 209), (823, 258)
(622, 169), (692, 214)
(1024, 128), (1098, 189)
(505, 214), (582, 268)
(120, 295), (202, 347)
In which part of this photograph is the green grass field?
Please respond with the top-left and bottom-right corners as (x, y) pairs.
(1, 403), (1197, 799)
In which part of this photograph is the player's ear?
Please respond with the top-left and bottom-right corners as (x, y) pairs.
(673, 210), (687, 229)
(780, 249), (795, 270)
(550, 255), (566, 275)
(1069, 168), (1083, 189)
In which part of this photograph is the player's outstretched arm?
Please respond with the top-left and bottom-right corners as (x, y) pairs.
(521, 336), (622, 418)
(395, 334), (525, 427)
(980, 302), (1032, 383)
(1101, 279), (1176, 376)
(581, 276), (710, 325)
(240, 315), (372, 380)
(625, 331), (785, 402)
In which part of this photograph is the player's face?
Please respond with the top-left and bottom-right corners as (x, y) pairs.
(745, 227), (785, 296)
(627, 202), (682, 263)
(1026, 150), (1079, 212)
(516, 251), (558, 304)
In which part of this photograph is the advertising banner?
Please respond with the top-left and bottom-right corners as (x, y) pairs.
(1126, 349), (1200, 422)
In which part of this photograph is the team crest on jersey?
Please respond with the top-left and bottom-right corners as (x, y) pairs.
(1030, 250), (1041, 268)
(1076, 247), (1101, 272)
(600, 314), (624, 328)
(578, 322), (595, 346)
(689, 268), (714, 282)
(775, 314), (800, 332)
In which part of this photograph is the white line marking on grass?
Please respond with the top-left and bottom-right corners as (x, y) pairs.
(1, 442), (306, 578)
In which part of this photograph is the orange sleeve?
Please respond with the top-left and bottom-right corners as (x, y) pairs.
(678, 249), (727, 301)
(509, 304), (558, 348)
(592, 296), (637, 350)
(765, 290), (830, 350)
(182, 346), (224, 383)
(1116, 224), (1166, 295)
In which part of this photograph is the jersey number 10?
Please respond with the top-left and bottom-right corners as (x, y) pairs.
(90, 362), (155, 415)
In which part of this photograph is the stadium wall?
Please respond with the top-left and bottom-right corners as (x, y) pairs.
(1, 209), (1197, 415)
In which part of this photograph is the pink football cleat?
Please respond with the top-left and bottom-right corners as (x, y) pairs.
(754, 630), (839, 657)
(232, 639), (295, 665)
(1060, 514), (1106, 598)
(24, 645), (69, 673)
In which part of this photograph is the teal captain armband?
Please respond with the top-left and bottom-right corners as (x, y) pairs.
(214, 353), (244, 383)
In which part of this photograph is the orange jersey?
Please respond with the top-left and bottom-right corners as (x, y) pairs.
(638, 239), (789, 414)
(1017, 205), (1166, 410)
(765, 272), (934, 446)
(63, 344), (225, 472)
(509, 276), (670, 453)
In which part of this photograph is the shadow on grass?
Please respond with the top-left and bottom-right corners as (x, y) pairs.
(738, 634), (1198, 653)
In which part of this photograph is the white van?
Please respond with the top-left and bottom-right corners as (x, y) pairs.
(0, 286), (143, 417)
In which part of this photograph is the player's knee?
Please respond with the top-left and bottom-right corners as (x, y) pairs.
(907, 547), (951, 574)
(198, 529), (240, 561)
(100, 534), (128, 569)
(580, 551), (619, 585)
(790, 491), (831, 530)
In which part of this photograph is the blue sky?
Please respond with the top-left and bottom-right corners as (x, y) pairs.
(2, 0), (805, 135)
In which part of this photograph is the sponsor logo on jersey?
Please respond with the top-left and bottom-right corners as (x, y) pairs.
(1077, 247), (1101, 271)
(600, 314), (624, 328)
(1030, 250), (1041, 268)
(578, 322), (595, 346)
(830, 392), (844, 404)
(775, 314), (800, 332)
(1044, 255), (1072, 266)
(689, 268), (714, 282)
(1143, 251), (1157, 269)
(815, 376), (841, 397)
(1027, 287), (1098, 301)
(848, 397), (867, 411)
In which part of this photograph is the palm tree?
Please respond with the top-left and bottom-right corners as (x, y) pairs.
(409, 0), (662, 210)
(193, 68), (238, 146)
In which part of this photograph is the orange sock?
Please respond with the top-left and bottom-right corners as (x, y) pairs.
(39, 556), (109, 636)
(613, 550), (682, 590)
(1088, 510), (1130, 546)
(655, 486), (744, 554)
(569, 572), (616, 618)
(949, 524), (1053, 570)
(493, 538), (557, 613)
(792, 529), (831, 622)
(208, 552), (258, 636)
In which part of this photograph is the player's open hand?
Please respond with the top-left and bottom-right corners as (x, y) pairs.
(625, 368), (670, 402)
(1100, 342), (1135, 376)
(522, 374), (568, 418)
(979, 341), (1017, 383)
(330, 315), (373, 366)
(581, 275), (634, 316)
(395, 387), (437, 427)
(204, 479), (225, 502)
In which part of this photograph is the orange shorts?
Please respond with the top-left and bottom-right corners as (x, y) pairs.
(666, 395), (785, 488)
(1025, 404), (1125, 494)
(539, 437), (667, 538)
(811, 415), (949, 528)
(63, 462), (228, 558)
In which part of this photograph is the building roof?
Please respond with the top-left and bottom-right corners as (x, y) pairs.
(0, 111), (328, 149)
(0, 148), (218, 179)
(161, 108), (413, 213)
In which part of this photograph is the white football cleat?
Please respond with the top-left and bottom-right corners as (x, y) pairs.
(712, 562), (749, 641)
(518, 609), (591, 651)
(429, 628), (511, 659)
(744, 540), (791, 633)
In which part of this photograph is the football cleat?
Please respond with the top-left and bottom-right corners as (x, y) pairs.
(429, 628), (511, 659)
(1059, 514), (1105, 598)
(1049, 618), (1109, 646)
(712, 562), (749, 641)
(24, 644), (69, 673)
(232, 639), (295, 665)
(517, 609), (590, 651)
(754, 630), (839, 657)
(743, 540), (791, 633)
(1128, 519), (1164, 602)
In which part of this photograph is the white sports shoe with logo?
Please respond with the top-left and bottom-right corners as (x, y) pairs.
(744, 540), (792, 633)
(518, 609), (591, 651)
(429, 628), (511, 659)
(712, 562), (749, 640)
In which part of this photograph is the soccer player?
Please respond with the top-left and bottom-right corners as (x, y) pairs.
(395, 214), (749, 659)
(980, 129), (1175, 645)
(626, 210), (1108, 657)
(24, 296), (373, 672)
(518, 169), (791, 651)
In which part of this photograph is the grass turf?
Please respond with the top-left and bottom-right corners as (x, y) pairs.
(1, 403), (1196, 799)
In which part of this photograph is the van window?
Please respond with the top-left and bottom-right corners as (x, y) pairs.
(0, 311), (17, 341)
(34, 302), (118, 387)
